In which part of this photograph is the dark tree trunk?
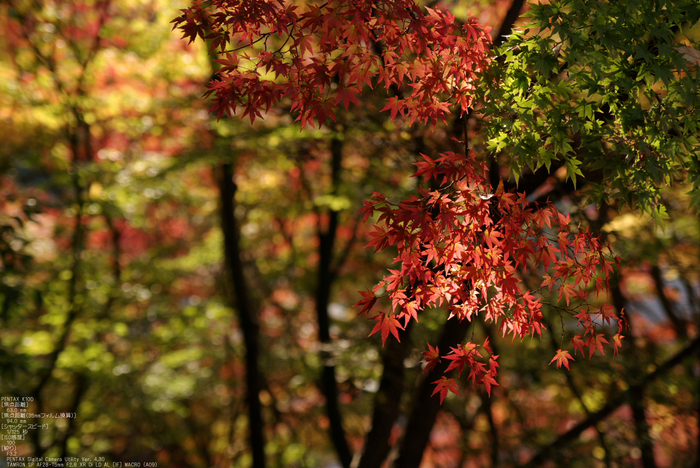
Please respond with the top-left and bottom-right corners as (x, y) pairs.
(219, 162), (266, 468)
(493, 0), (527, 46)
(393, 317), (471, 468)
(356, 321), (414, 468)
(611, 282), (658, 468)
(316, 137), (353, 468)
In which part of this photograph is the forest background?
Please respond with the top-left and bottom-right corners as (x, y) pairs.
(0, 0), (699, 467)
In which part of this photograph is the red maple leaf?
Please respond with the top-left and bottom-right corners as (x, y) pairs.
(421, 343), (440, 374)
(335, 86), (360, 110)
(549, 349), (575, 370)
(612, 333), (624, 356)
(380, 96), (405, 121)
(444, 343), (478, 375)
(541, 274), (556, 290)
(599, 303), (617, 326)
(571, 334), (586, 356)
(431, 376), (460, 404)
(369, 312), (404, 346)
(482, 372), (498, 397)
(353, 290), (377, 315)
(589, 334), (609, 359)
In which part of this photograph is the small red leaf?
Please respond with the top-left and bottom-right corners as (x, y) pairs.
(369, 313), (404, 346)
(589, 334), (608, 359)
(549, 349), (575, 370)
(431, 376), (460, 404)
(421, 343), (441, 374)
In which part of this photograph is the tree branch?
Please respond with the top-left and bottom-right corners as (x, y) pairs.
(520, 335), (700, 467)
(650, 265), (688, 339)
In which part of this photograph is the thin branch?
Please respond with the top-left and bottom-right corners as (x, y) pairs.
(650, 264), (688, 339)
(520, 272), (612, 467)
(520, 335), (700, 467)
(329, 209), (362, 277)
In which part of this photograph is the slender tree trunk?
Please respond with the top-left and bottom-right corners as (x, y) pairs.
(611, 282), (658, 468)
(219, 162), (266, 468)
(393, 317), (471, 468)
(355, 321), (414, 468)
(205, 43), (266, 468)
(59, 373), (88, 462)
(316, 137), (353, 468)
(493, 0), (527, 45)
(31, 125), (87, 458)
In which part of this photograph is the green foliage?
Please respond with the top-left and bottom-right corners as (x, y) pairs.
(482, 0), (700, 212)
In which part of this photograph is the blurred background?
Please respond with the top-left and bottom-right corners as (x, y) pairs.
(0, 0), (698, 467)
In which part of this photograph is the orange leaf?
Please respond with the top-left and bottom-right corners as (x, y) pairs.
(549, 349), (575, 370)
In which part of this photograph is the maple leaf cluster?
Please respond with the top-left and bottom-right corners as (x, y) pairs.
(172, 0), (491, 126)
(356, 150), (622, 398)
(433, 339), (499, 398)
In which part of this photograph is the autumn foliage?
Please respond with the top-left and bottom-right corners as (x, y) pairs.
(173, 0), (627, 401)
(173, 0), (490, 126)
(356, 150), (620, 396)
